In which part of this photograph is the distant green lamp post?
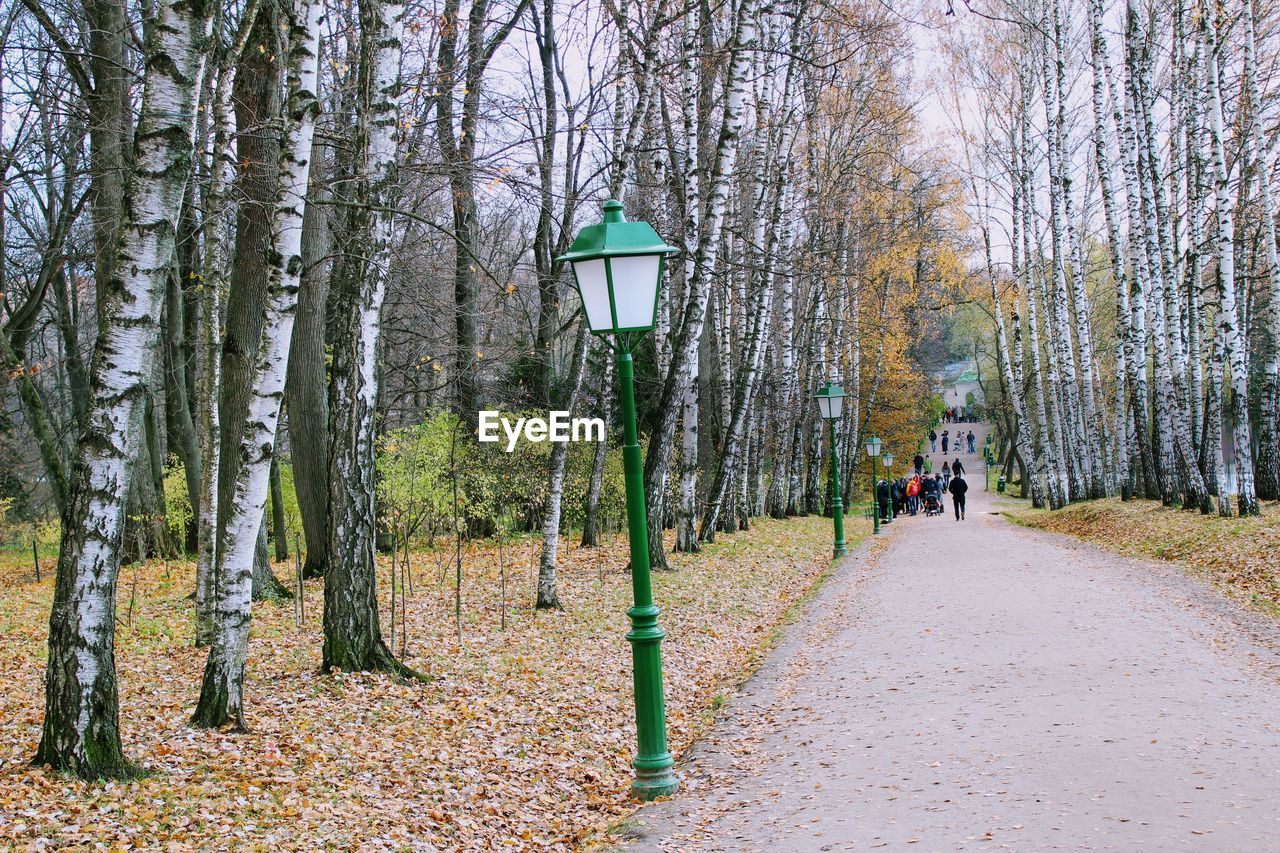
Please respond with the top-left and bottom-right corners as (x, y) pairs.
(557, 199), (680, 801)
(815, 383), (848, 557)
(881, 451), (895, 524)
(865, 435), (882, 535)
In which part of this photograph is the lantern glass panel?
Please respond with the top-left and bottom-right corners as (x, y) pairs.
(817, 396), (833, 419)
(572, 258), (613, 333)
(609, 255), (662, 329)
(866, 437), (881, 457)
(829, 394), (843, 419)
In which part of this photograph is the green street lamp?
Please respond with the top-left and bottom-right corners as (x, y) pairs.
(881, 451), (895, 524)
(865, 435), (882, 535)
(815, 383), (848, 557)
(557, 199), (679, 801)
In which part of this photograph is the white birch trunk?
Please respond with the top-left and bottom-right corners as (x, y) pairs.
(322, 0), (415, 672)
(1038, 21), (1081, 503)
(1204, 0), (1259, 515)
(1243, 0), (1280, 500)
(193, 0), (324, 729)
(1086, 0), (1128, 496)
(195, 64), (234, 647)
(643, 0), (758, 569)
(37, 0), (212, 778)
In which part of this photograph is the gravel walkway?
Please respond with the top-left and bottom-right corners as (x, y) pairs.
(625, 437), (1280, 851)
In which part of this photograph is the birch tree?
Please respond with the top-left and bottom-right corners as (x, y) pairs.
(322, 0), (420, 674)
(192, 0), (324, 728)
(36, 0), (212, 779)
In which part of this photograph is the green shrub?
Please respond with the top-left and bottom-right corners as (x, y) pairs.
(378, 411), (627, 543)
(163, 463), (193, 546)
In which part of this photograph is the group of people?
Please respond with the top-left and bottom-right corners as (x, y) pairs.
(942, 406), (976, 423)
(874, 443), (971, 523)
(928, 428), (977, 455)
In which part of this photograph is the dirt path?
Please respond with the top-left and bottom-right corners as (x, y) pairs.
(624, 431), (1280, 851)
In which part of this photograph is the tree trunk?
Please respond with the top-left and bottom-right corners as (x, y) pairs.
(192, 0), (322, 729)
(643, 0), (758, 569)
(194, 58), (234, 648)
(1204, 0), (1259, 516)
(270, 455), (289, 562)
(285, 149), (333, 578)
(536, 324), (589, 609)
(322, 0), (418, 677)
(580, 351), (612, 547)
(1242, 0), (1280, 501)
(36, 0), (211, 778)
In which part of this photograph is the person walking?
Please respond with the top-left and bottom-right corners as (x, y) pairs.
(929, 429), (937, 452)
(913, 452), (924, 477)
(906, 475), (920, 515)
(941, 460), (951, 491)
(967, 430), (976, 454)
(949, 473), (968, 520)
(942, 430), (950, 453)
(924, 456), (933, 474)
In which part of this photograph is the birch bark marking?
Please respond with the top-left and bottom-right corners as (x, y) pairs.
(322, 0), (420, 674)
(36, 0), (212, 779)
(1204, 0), (1259, 516)
(192, 0), (324, 729)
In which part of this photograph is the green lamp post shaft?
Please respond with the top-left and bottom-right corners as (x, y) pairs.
(829, 419), (847, 557)
(885, 467), (894, 524)
(871, 454), (880, 535)
(617, 351), (678, 800)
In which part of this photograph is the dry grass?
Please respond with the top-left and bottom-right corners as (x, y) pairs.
(1007, 498), (1280, 616)
(0, 514), (851, 850)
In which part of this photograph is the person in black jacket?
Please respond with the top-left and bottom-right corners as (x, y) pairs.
(876, 478), (891, 521)
(948, 474), (968, 520)
(952, 457), (965, 476)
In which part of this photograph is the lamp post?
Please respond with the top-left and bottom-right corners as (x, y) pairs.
(881, 451), (895, 524)
(865, 435), (882, 535)
(557, 199), (680, 800)
(815, 383), (848, 557)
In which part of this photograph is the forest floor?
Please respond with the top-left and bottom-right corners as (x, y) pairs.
(1007, 497), (1280, 618)
(620, 484), (1280, 850)
(0, 513), (860, 850)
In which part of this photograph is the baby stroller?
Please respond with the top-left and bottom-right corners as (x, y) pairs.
(922, 491), (943, 517)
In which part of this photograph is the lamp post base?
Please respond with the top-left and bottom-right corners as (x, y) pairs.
(833, 545), (848, 557)
(631, 761), (679, 800)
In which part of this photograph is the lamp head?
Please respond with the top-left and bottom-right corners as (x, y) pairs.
(556, 200), (679, 337)
(815, 382), (846, 420)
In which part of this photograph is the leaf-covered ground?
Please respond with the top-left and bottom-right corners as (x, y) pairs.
(1007, 498), (1280, 616)
(0, 515), (850, 849)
